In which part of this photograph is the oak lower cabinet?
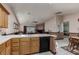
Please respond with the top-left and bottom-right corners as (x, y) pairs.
(0, 40), (11, 55)
(0, 48), (6, 55)
(0, 43), (6, 55)
(10, 37), (40, 55)
(30, 37), (40, 54)
(5, 40), (11, 55)
(11, 38), (20, 55)
(0, 37), (57, 55)
(50, 37), (56, 54)
(19, 37), (40, 55)
(20, 38), (31, 55)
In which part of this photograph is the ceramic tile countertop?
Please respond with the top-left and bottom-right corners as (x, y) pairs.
(0, 34), (57, 45)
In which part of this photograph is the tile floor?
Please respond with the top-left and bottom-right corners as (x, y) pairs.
(35, 37), (74, 55)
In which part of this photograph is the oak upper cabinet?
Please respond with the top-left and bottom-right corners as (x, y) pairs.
(0, 8), (3, 27)
(3, 10), (8, 28)
(50, 37), (56, 54)
(0, 4), (9, 28)
(20, 38), (31, 55)
(30, 37), (40, 53)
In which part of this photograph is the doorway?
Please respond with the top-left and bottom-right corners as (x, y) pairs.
(63, 22), (69, 36)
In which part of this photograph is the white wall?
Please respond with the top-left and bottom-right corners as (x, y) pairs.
(45, 17), (58, 32)
(63, 13), (79, 33)
(1, 4), (18, 34)
(45, 13), (79, 33)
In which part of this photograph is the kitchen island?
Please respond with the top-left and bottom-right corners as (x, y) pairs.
(0, 34), (57, 55)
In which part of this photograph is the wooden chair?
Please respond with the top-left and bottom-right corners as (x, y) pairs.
(68, 36), (79, 51)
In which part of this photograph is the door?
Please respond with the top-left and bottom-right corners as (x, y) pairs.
(63, 22), (69, 36)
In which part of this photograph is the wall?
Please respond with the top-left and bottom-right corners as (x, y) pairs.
(45, 13), (79, 33)
(45, 17), (58, 32)
(1, 4), (18, 34)
(63, 13), (79, 33)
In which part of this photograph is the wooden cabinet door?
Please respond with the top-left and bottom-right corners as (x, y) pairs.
(0, 8), (4, 27)
(20, 38), (31, 55)
(6, 46), (11, 55)
(5, 40), (11, 55)
(31, 37), (40, 53)
(50, 37), (56, 54)
(0, 43), (6, 55)
(11, 38), (20, 55)
(11, 46), (19, 55)
(20, 46), (30, 55)
(0, 49), (6, 55)
(0, 7), (8, 28)
(4, 11), (8, 28)
(2, 9), (5, 28)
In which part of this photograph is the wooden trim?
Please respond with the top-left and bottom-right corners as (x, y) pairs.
(0, 3), (9, 15)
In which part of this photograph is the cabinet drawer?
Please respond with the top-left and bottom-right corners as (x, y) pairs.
(11, 38), (19, 43)
(11, 42), (19, 47)
(20, 38), (30, 42)
(11, 46), (19, 51)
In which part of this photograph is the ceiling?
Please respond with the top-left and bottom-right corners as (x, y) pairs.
(6, 3), (79, 26)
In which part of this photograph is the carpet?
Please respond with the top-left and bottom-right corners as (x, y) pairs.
(61, 46), (79, 55)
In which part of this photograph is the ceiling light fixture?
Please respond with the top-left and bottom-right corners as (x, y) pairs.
(33, 21), (38, 23)
(56, 12), (62, 15)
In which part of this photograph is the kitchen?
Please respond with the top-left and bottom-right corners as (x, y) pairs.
(0, 3), (57, 55)
(1, 3), (79, 55)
